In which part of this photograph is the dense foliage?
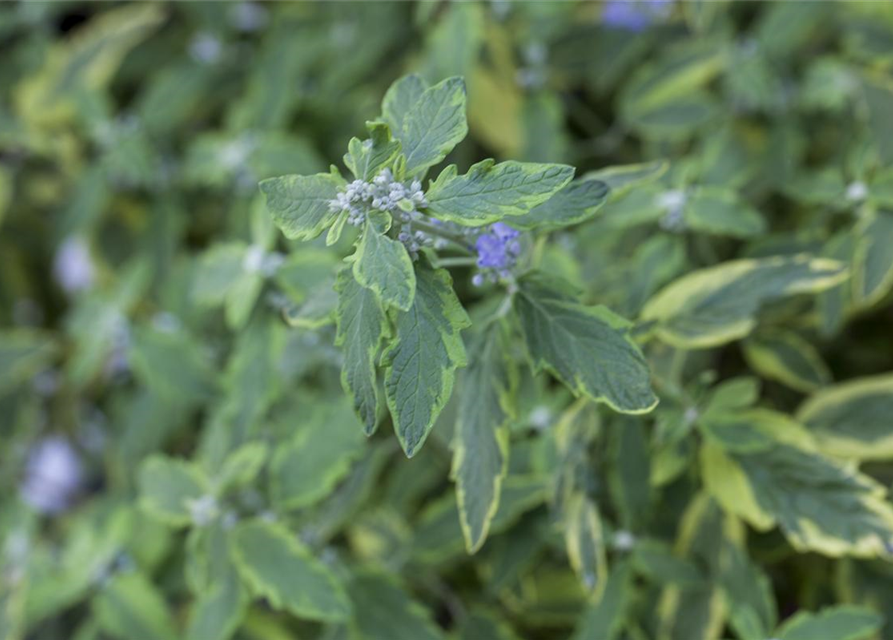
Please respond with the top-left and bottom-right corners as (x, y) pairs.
(3, 2), (893, 640)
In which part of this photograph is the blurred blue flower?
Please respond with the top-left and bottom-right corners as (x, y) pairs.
(20, 437), (83, 515)
(602, 0), (672, 32)
(475, 222), (521, 270)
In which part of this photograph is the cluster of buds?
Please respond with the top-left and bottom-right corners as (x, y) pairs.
(330, 168), (438, 258)
(472, 222), (522, 286)
(329, 169), (426, 228)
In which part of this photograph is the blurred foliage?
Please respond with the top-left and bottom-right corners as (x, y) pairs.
(2, 2), (893, 640)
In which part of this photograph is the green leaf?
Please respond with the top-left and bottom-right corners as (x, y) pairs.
(514, 273), (657, 414)
(229, 519), (351, 622)
(641, 255), (848, 349)
(15, 4), (165, 125)
(743, 331), (831, 393)
(853, 210), (893, 308)
(335, 268), (389, 433)
(583, 160), (669, 197)
(382, 74), (429, 134)
(260, 170), (345, 241)
(138, 456), (209, 527)
(861, 72), (893, 165)
(656, 495), (741, 640)
(399, 76), (468, 176)
(128, 327), (218, 405)
(347, 572), (444, 640)
(352, 223), (416, 312)
(425, 159), (575, 226)
(509, 179), (609, 231)
(630, 540), (705, 587)
(777, 606), (882, 640)
(607, 417), (652, 529)
(451, 322), (513, 553)
(0, 330), (56, 396)
(720, 543), (777, 640)
(457, 610), (522, 640)
(382, 260), (470, 457)
(565, 495), (608, 599)
(683, 187), (766, 238)
(270, 400), (366, 510)
(187, 577), (244, 640)
(215, 442), (268, 491)
(413, 476), (549, 563)
(93, 572), (179, 640)
(797, 374), (893, 461)
(619, 39), (725, 121)
(344, 122), (401, 181)
(185, 523), (246, 640)
(700, 412), (893, 557)
(193, 243), (247, 307)
(570, 561), (633, 640)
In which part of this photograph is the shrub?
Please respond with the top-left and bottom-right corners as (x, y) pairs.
(2, 3), (893, 640)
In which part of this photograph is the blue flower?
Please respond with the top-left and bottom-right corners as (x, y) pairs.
(602, 0), (672, 32)
(474, 223), (522, 285)
(475, 223), (520, 269)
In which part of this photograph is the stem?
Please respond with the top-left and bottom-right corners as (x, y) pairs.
(409, 219), (475, 253)
(433, 256), (478, 268)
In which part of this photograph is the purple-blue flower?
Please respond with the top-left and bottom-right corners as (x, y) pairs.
(602, 0), (672, 32)
(475, 223), (520, 269)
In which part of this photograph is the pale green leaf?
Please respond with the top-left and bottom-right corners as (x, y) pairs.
(700, 413), (893, 557)
(642, 255), (848, 349)
(570, 561), (633, 640)
(565, 495), (608, 599)
(352, 223), (416, 312)
(797, 374), (893, 460)
(185, 523), (246, 640)
(229, 519), (351, 622)
(509, 179), (609, 231)
(777, 606), (882, 640)
(684, 187), (766, 238)
(138, 456), (209, 527)
(382, 261), (470, 457)
(344, 122), (401, 181)
(335, 268), (389, 433)
(853, 210), (893, 308)
(93, 572), (179, 640)
(260, 170), (345, 241)
(743, 331), (831, 393)
(215, 442), (268, 491)
(347, 572), (444, 640)
(15, 4), (165, 125)
(193, 243), (247, 307)
(129, 327), (218, 405)
(515, 273), (657, 414)
(720, 543), (777, 640)
(425, 159), (574, 226)
(583, 160), (669, 197)
(400, 76), (468, 176)
(382, 74), (428, 134)
(187, 577), (244, 640)
(451, 322), (513, 553)
(270, 400), (366, 510)
(413, 476), (549, 563)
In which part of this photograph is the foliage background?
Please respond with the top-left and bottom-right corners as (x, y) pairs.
(3, 2), (893, 639)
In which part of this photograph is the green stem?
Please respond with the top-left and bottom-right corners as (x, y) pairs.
(433, 256), (478, 268)
(410, 219), (474, 252)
